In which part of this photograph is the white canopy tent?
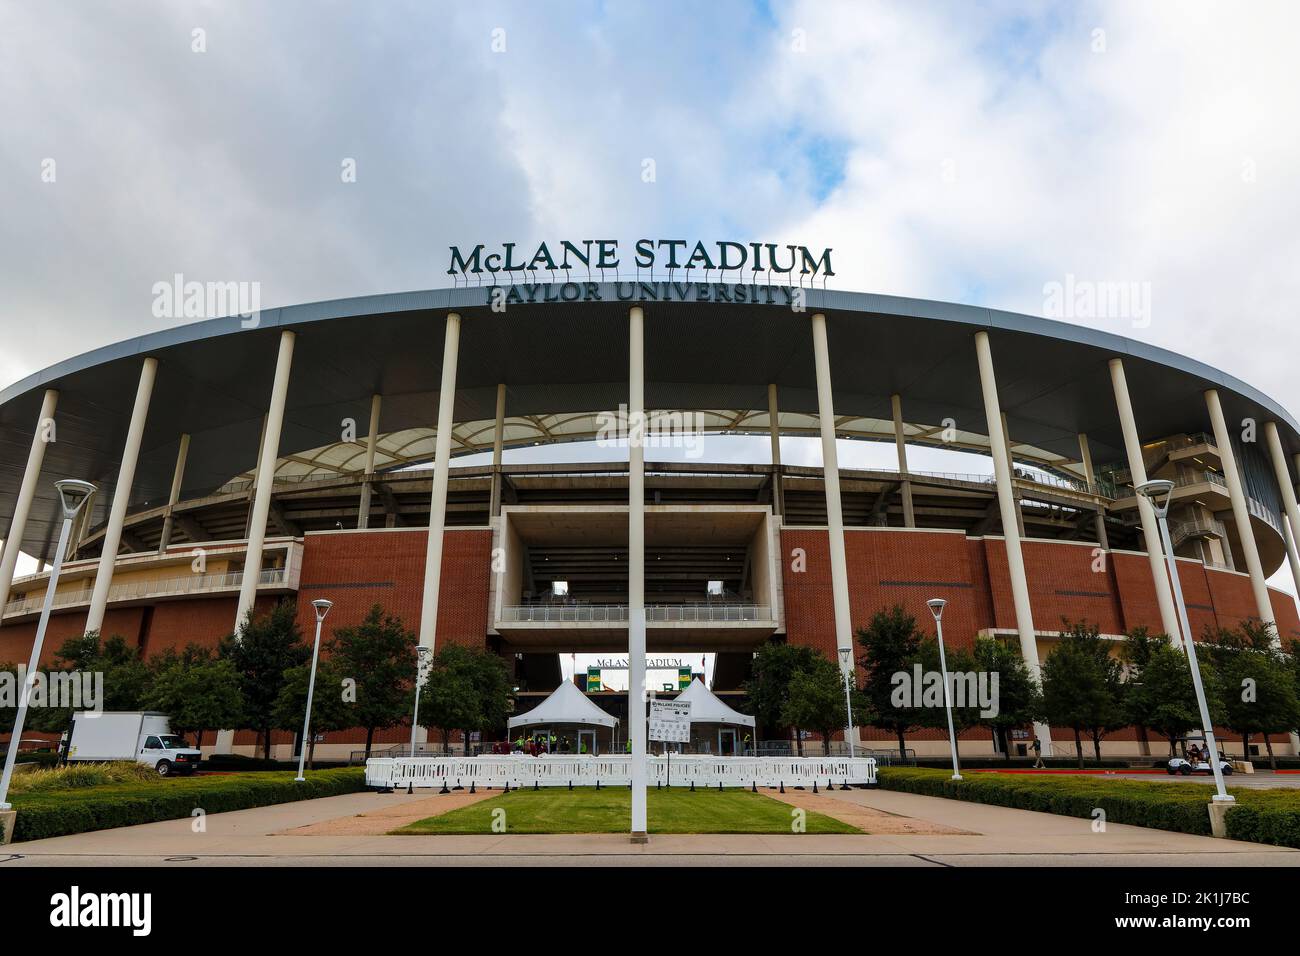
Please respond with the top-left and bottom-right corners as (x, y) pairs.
(673, 677), (755, 728)
(508, 679), (619, 730)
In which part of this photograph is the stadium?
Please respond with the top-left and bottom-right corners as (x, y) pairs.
(3, 276), (1300, 761)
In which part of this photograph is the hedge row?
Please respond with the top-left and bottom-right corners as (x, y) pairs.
(877, 767), (1300, 848)
(10, 768), (366, 842)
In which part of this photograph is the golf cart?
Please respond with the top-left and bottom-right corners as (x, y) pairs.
(1166, 736), (1234, 776)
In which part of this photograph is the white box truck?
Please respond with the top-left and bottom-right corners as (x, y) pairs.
(66, 711), (203, 776)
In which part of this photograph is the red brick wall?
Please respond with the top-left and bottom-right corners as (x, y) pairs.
(293, 528), (492, 649)
(779, 527), (1300, 748)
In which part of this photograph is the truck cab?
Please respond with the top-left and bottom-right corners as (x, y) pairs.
(138, 732), (203, 776)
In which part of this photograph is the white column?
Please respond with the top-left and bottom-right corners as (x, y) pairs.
(489, 383), (506, 518)
(1108, 358), (1182, 643)
(357, 394), (381, 529)
(891, 393), (915, 528)
(1078, 433), (1109, 549)
(975, 331), (1051, 753)
(1206, 390), (1273, 625)
(158, 433), (190, 552)
(810, 313), (854, 671)
(628, 306), (648, 841)
(418, 313), (462, 651)
(1265, 422), (1300, 609)
(233, 330), (296, 633)
(0, 388), (58, 614)
(85, 357), (157, 634)
(1000, 412), (1025, 538)
(767, 383), (783, 517)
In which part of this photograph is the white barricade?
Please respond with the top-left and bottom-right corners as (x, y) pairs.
(364, 754), (877, 789)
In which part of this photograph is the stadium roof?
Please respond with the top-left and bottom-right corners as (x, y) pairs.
(2, 284), (1297, 558)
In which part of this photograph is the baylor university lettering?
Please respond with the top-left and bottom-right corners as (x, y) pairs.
(448, 239), (834, 278)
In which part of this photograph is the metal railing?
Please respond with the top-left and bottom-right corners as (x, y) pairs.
(1170, 517), (1228, 548)
(498, 603), (772, 624)
(2, 566), (291, 619)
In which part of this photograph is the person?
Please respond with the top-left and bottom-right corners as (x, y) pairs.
(1031, 736), (1045, 769)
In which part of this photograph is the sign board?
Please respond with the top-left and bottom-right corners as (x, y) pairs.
(678, 667), (692, 689)
(586, 666), (602, 692)
(649, 699), (692, 743)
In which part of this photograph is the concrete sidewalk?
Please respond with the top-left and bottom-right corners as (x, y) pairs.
(1, 786), (1296, 867)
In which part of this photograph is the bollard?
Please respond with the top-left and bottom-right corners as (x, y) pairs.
(841, 780), (851, 791)
(779, 781), (785, 794)
(596, 780), (600, 790)
(439, 779), (450, 795)
(690, 781), (695, 792)
(827, 779), (833, 791)
(813, 780), (818, 794)
(407, 781), (413, 795)
(568, 780), (573, 791)
(718, 781), (722, 792)
(751, 781), (757, 793)
(470, 781), (476, 794)
(453, 779), (464, 791)
(534, 780), (540, 791)
(504, 780), (510, 793)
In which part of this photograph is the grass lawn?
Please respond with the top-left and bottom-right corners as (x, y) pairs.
(393, 786), (860, 835)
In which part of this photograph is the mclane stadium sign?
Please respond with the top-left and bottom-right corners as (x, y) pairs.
(448, 239), (834, 278)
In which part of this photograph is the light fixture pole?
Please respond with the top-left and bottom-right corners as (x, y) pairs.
(927, 598), (962, 780)
(1136, 479), (1234, 803)
(837, 646), (856, 758)
(410, 645), (432, 757)
(294, 598), (332, 782)
(0, 479), (96, 810)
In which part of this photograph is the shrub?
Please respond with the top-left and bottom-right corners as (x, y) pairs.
(10, 768), (366, 842)
(878, 767), (1300, 847)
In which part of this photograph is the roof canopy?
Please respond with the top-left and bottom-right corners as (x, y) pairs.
(5, 284), (1299, 558)
(674, 676), (755, 727)
(508, 679), (619, 729)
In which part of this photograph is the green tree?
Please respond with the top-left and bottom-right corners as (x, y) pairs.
(30, 632), (151, 738)
(219, 601), (310, 759)
(272, 660), (353, 768)
(328, 605), (419, 757)
(1214, 645), (1300, 770)
(418, 644), (481, 752)
(463, 647), (514, 753)
(743, 641), (826, 755)
(857, 605), (926, 759)
(144, 645), (244, 748)
(781, 655), (864, 756)
(1122, 638), (1206, 756)
(971, 637), (1040, 760)
(1040, 621), (1125, 767)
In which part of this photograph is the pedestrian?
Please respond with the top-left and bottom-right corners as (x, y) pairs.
(1031, 736), (1045, 769)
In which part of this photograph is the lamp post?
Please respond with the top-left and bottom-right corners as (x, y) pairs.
(0, 479), (96, 810)
(294, 598), (332, 782)
(1135, 479), (1234, 804)
(410, 645), (432, 757)
(836, 646), (856, 759)
(927, 598), (962, 780)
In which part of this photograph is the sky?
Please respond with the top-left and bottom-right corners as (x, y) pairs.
(4, 0), (1300, 665)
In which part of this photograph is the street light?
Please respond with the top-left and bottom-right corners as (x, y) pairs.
(294, 598), (332, 782)
(410, 645), (433, 758)
(927, 598), (962, 781)
(1135, 478), (1233, 803)
(0, 479), (96, 810)
(836, 646), (856, 759)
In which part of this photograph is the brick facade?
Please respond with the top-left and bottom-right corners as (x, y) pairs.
(778, 527), (1300, 751)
